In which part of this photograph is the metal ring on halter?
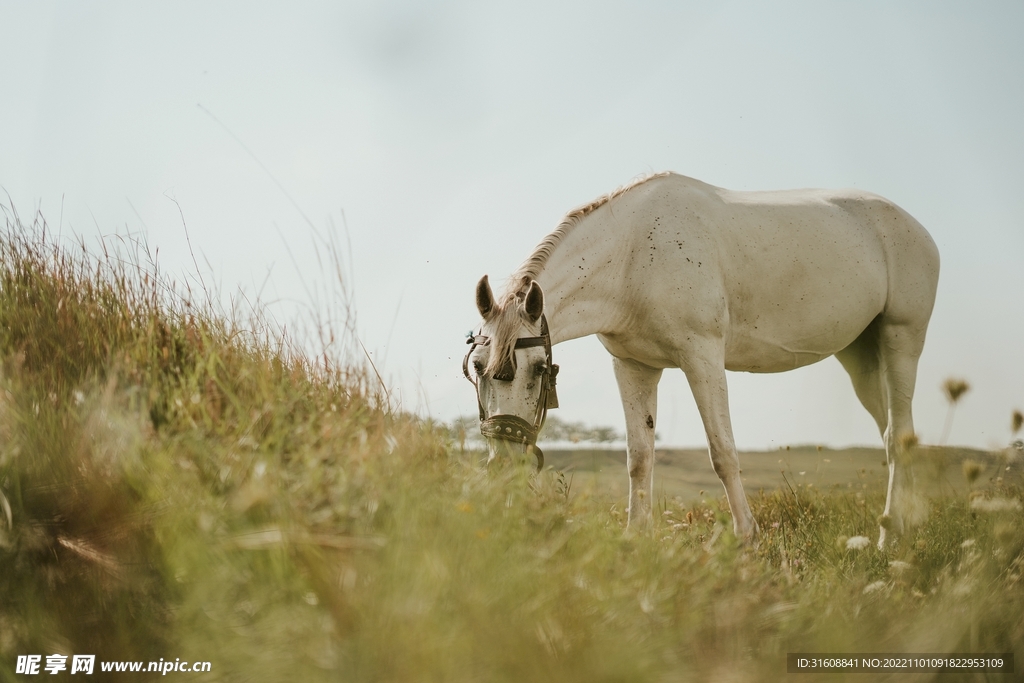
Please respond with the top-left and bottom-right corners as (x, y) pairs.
(463, 314), (559, 471)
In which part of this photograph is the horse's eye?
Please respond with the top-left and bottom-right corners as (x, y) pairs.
(533, 362), (548, 377)
(473, 361), (485, 375)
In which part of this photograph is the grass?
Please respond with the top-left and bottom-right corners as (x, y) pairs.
(1, 212), (1022, 682)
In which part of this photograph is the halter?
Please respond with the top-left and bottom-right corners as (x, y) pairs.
(462, 314), (559, 470)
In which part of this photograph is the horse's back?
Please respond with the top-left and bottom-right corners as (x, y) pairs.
(612, 174), (939, 372)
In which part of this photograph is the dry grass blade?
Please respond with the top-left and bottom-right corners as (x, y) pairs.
(0, 487), (12, 529)
(227, 528), (386, 551)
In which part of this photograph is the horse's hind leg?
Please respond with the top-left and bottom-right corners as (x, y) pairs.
(875, 319), (929, 546)
(835, 319), (888, 435)
(612, 357), (663, 528)
(837, 316), (927, 551)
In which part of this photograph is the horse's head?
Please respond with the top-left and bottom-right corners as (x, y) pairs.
(463, 275), (559, 468)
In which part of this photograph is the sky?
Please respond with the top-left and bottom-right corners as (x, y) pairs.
(2, 1), (1022, 451)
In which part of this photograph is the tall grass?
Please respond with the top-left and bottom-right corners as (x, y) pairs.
(1, 211), (1021, 682)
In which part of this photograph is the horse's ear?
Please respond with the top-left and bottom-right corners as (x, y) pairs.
(476, 275), (494, 318)
(524, 280), (544, 323)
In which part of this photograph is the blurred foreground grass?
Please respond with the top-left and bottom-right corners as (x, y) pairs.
(1, 215), (1022, 682)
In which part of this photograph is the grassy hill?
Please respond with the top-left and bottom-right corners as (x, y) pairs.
(1, 217), (1021, 682)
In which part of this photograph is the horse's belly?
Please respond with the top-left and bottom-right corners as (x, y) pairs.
(723, 293), (882, 373)
(724, 338), (841, 373)
(714, 205), (889, 372)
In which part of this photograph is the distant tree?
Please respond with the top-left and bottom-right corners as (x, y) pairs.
(447, 414), (625, 446)
(537, 415), (623, 444)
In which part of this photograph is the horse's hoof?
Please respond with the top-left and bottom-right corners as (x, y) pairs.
(735, 520), (760, 548)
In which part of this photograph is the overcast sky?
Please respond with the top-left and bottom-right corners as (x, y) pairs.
(3, 1), (1022, 450)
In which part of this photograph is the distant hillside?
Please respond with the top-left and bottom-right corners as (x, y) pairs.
(544, 445), (1012, 503)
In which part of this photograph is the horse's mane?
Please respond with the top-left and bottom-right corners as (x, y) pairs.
(483, 172), (670, 376)
(499, 172), (670, 303)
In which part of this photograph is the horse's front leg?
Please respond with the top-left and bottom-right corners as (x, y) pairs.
(612, 357), (663, 528)
(683, 345), (758, 543)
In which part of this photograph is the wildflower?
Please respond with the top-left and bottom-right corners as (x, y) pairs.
(846, 536), (871, 550)
(889, 560), (913, 573)
(969, 497), (1022, 513)
(863, 581), (886, 594)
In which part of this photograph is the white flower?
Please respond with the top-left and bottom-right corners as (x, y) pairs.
(846, 535), (871, 550)
(960, 539), (975, 549)
(969, 497), (1022, 513)
(863, 581), (887, 594)
(889, 560), (913, 573)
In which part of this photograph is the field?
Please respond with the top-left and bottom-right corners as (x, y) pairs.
(1, 219), (1022, 682)
(545, 444), (1005, 506)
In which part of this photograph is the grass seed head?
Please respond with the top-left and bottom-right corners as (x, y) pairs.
(898, 432), (920, 450)
(942, 378), (970, 404)
(962, 459), (983, 485)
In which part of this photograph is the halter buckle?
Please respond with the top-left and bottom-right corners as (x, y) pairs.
(545, 364), (559, 409)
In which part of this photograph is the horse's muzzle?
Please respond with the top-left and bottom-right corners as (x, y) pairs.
(481, 414), (544, 470)
(480, 414), (536, 444)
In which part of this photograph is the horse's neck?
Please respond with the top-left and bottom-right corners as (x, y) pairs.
(534, 213), (625, 345)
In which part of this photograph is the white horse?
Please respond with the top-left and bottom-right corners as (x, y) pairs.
(466, 172), (939, 546)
